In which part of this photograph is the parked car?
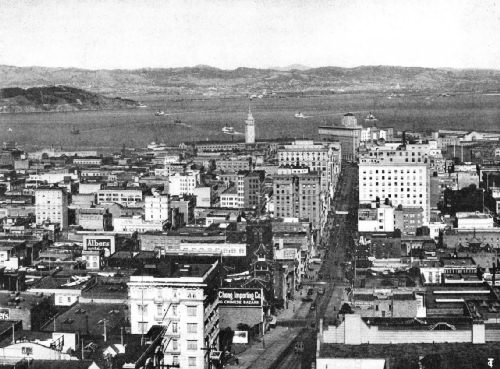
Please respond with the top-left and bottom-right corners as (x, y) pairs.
(302, 297), (313, 302)
(310, 302), (317, 311)
(318, 287), (325, 295)
(307, 288), (314, 296)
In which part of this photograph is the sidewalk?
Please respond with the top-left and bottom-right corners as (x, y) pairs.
(228, 326), (301, 369)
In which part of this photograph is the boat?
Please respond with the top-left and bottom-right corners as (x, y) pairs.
(222, 126), (235, 134)
(70, 126), (80, 135)
(154, 110), (165, 116)
(174, 118), (182, 124)
(138, 103), (148, 108)
(295, 112), (306, 119)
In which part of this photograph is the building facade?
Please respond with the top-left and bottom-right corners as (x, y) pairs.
(358, 144), (430, 224)
(127, 262), (220, 369)
(35, 187), (68, 229)
(273, 172), (321, 228)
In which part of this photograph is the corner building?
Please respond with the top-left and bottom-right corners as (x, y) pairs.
(128, 262), (220, 369)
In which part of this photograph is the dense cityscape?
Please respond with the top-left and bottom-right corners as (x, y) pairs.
(0, 107), (499, 369)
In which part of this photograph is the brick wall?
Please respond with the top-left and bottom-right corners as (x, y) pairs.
(219, 306), (262, 330)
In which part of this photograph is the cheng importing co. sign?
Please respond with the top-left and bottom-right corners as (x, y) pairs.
(218, 288), (262, 307)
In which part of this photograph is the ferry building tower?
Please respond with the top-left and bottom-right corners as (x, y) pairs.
(245, 107), (255, 144)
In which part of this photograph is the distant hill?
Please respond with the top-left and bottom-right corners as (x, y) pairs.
(1, 65), (500, 96)
(0, 85), (138, 113)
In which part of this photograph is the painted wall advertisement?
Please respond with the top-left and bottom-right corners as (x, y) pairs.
(0, 309), (9, 320)
(218, 288), (263, 307)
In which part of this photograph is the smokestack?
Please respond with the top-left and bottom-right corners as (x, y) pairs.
(402, 131), (406, 146)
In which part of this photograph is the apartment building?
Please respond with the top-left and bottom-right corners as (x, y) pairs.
(128, 261), (220, 369)
(273, 172), (321, 228)
(358, 144), (430, 224)
(34, 187), (68, 229)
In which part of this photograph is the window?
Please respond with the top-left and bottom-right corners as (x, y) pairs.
(173, 356), (179, 365)
(156, 304), (163, 315)
(171, 304), (178, 316)
(187, 323), (198, 333)
(187, 340), (197, 350)
(172, 339), (178, 351)
(188, 357), (196, 367)
(172, 322), (178, 333)
(187, 305), (197, 316)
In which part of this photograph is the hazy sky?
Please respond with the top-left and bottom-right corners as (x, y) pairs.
(1, 0), (500, 70)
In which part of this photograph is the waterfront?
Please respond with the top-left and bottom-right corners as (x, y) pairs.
(2, 92), (500, 151)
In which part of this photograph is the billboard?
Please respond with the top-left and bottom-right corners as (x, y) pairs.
(218, 288), (262, 307)
(0, 309), (9, 320)
(233, 331), (248, 344)
(82, 235), (115, 256)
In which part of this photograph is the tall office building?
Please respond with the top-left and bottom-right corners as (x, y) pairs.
(273, 172), (321, 228)
(319, 113), (362, 162)
(145, 192), (170, 222)
(245, 107), (255, 144)
(358, 144), (431, 224)
(128, 261), (220, 369)
(341, 112), (358, 127)
(220, 170), (264, 209)
(35, 187), (68, 229)
(277, 140), (341, 198)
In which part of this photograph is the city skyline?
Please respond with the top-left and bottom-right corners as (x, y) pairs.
(1, 0), (500, 70)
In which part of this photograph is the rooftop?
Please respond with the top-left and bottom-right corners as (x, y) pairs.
(49, 303), (127, 336)
(318, 342), (500, 368)
(0, 291), (49, 310)
(28, 275), (93, 290)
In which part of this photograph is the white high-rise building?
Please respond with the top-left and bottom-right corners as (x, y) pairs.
(128, 262), (220, 369)
(168, 171), (200, 196)
(35, 187), (68, 229)
(245, 107), (255, 144)
(358, 143), (431, 224)
(145, 192), (170, 221)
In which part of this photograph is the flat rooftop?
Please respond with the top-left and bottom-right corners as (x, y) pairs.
(49, 303), (127, 336)
(0, 291), (49, 310)
(318, 342), (500, 367)
(28, 275), (93, 290)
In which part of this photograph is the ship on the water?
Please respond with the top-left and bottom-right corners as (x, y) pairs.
(295, 112), (306, 119)
(154, 110), (165, 116)
(70, 126), (80, 135)
(222, 126), (235, 134)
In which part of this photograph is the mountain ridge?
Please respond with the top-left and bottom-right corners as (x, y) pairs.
(0, 85), (138, 113)
(2, 64), (500, 96)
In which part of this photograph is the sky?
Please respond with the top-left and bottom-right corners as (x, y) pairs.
(0, 0), (500, 70)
